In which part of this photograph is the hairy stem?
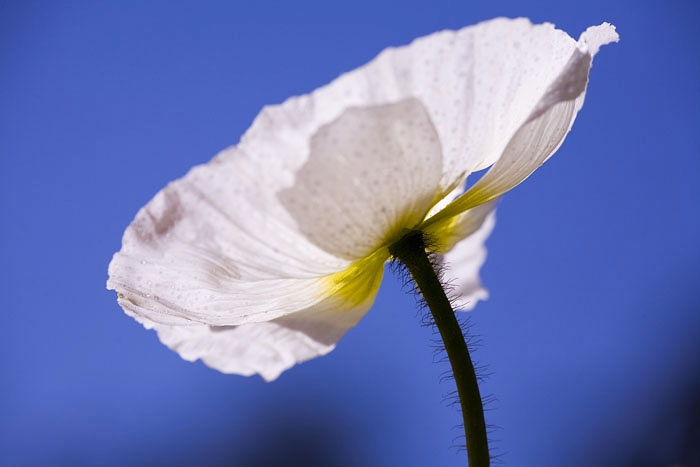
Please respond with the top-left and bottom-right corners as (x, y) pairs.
(389, 231), (489, 467)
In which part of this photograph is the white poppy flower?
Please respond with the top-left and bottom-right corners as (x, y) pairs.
(107, 18), (618, 381)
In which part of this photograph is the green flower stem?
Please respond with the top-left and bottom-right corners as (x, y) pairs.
(389, 231), (489, 467)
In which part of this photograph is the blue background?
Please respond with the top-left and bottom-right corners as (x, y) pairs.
(2, 1), (699, 466)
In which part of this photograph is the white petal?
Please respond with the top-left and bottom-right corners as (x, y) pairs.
(246, 18), (595, 197)
(279, 98), (443, 260)
(147, 299), (372, 381)
(423, 22), (618, 225)
(441, 208), (496, 311)
(111, 273), (330, 327)
(578, 22), (619, 56)
(108, 98), (441, 327)
(450, 98), (578, 210)
(107, 146), (348, 327)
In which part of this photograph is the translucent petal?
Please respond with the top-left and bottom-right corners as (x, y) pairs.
(146, 298), (373, 381)
(243, 18), (600, 197)
(279, 98), (443, 259)
(108, 98), (441, 327)
(440, 208), (497, 311)
(423, 23), (618, 226)
(117, 244), (385, 379)
(107, 147), (352, 326)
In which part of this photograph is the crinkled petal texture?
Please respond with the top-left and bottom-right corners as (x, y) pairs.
(108, 18), (617, 380)
(151, 303), (372, 382)
(108, 99), (444, 379)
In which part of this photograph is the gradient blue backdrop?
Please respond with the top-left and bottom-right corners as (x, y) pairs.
(2, 1), (699, 466)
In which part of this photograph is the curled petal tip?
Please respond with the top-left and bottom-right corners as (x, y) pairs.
(578, 23), (619, 56)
